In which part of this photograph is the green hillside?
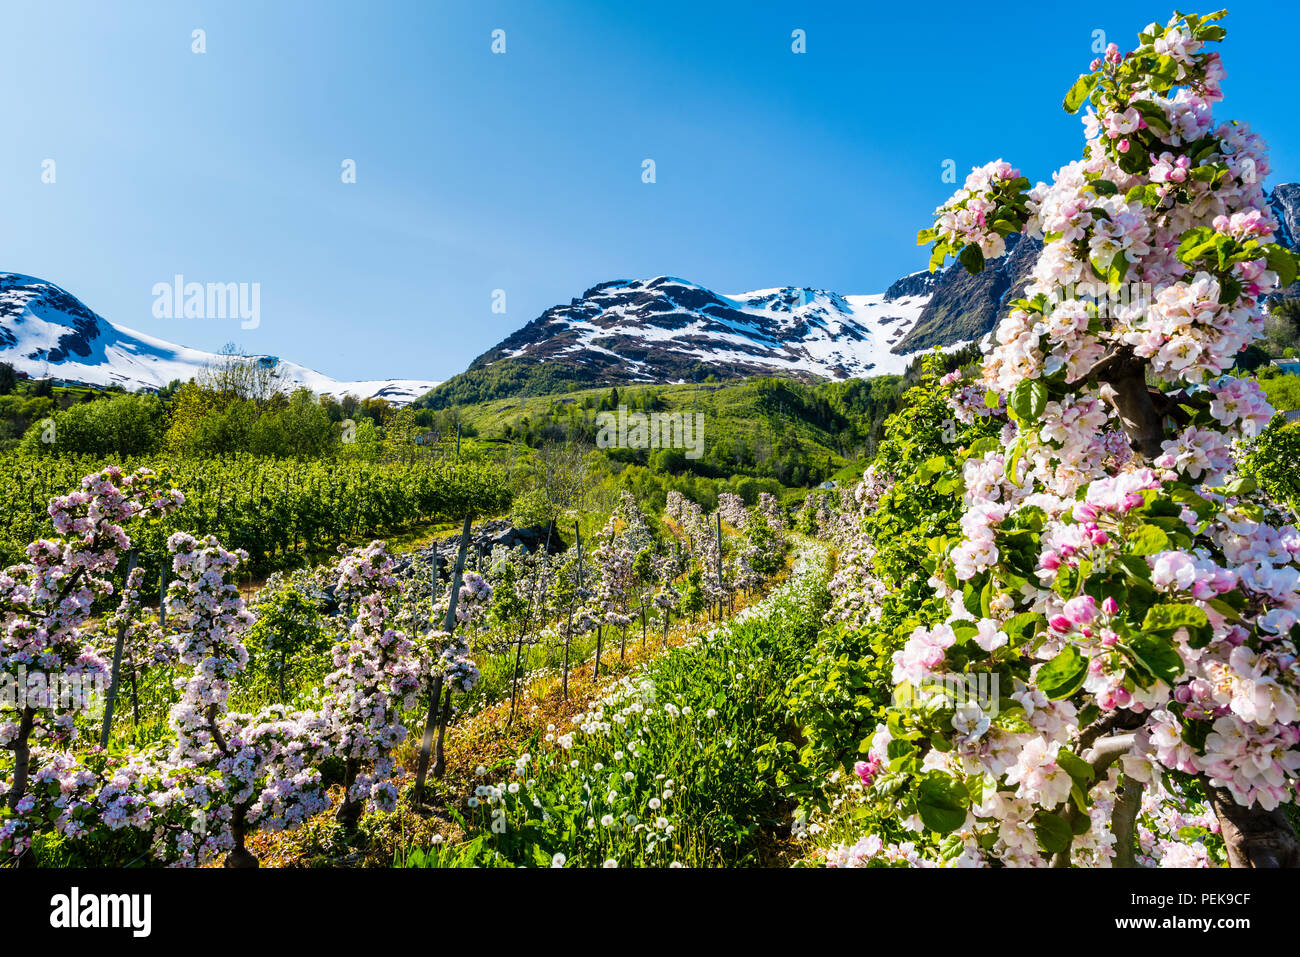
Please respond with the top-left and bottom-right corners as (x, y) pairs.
(445, 362), (968, 505)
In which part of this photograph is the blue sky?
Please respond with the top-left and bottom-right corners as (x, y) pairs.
(1, 0), (1295, 382)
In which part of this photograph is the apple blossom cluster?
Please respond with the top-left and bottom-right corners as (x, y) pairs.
(5, 514), (465, 865)
(454, 571), (493, 624)
(665, 491), (729, 607)
(94, 564), (177, 676)
(839, 12), (1300, 867)
(322, 541), (422, 815)
(417, 624), (481, 696)
(823, 474), (894, 630)
(593, 521), (636, 633)
(160, 533), (332, 859)
(1, 469), (183, 858)
(756, 492), (785, 531)
(925, 159), (1031, 264)
(716, 492), (749, 530)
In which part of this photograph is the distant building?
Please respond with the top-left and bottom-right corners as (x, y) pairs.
(1273, 359), (1300, 375)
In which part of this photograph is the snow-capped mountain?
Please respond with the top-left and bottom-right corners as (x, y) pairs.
(426, 240), (1027, 406)
(0, 273), (438, 404)
(478, 275), (943, 383)
(425, 184), (1300, 407)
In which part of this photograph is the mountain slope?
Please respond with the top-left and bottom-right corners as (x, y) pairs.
(0, 273), (439, 404)
(477, 276), (938, 380)
(423, 182), (1300, 408)
(423, 275), (945, 407)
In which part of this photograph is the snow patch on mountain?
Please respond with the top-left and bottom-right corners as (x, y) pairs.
(484, 276), (951, 382)
(0, 273), (438, 404)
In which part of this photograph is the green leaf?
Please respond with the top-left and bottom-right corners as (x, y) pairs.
(922, 455), (950, 477)
(1150, 54), (1182, 92)
(917, 227), (938, 245)
(917, 773), (970, 835)
(1009, 379), (1048, 422)
(531, 844), (555, 868)
(1070, 782), (1091, 815)
(1177, 226), (1220, 265)
(1129, 632), (1185, 685)
(1037, 646), (1088, 700)
(1033, 810), (1074, 854)
(1117, 554), (1153, 582)
(1057, 749), (1095, 786)
(1133, 101), (1172, 135)
(1221, 476), (1257, 497)
(1062, 73), (1097, 113)
(886, 736), (919, 772)
(1169, 485), (1217, 522)
(1005, 435), (1026, 488)
(1208, 597), (1243, 624)
(1141, 602), (1209, 635)
(1127, 524), (1170, 556)
(1264, 244), (1299, 289)
(1003, 611), (1042, 645)
(959, 243), (985, 275)
(1107, 249), (1128, 288)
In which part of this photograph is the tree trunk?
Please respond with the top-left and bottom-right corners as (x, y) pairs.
(8, 707), (36, 868)
(1095, 352), (1300, 866)
(432, 687), (453, 779)
(412, 675), (443, 805)
(414, 514), (471, 802)
(509, 541), (546, 724)
(1203, 779), (1300, 868)
(1097, 354), (1165, 458)
(224, 804), (259, 868)
(129, 651), (140, 727)
(337, 758), (363, 828)
(100, 551), (137, 748)
(1112, 779), (1143, 868)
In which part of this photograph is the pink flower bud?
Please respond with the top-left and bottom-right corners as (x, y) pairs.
(1072, 502), (1100, 523)
(1064, 594), (1097, 625)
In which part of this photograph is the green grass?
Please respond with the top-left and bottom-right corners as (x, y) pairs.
(396, 541), (832, 868)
